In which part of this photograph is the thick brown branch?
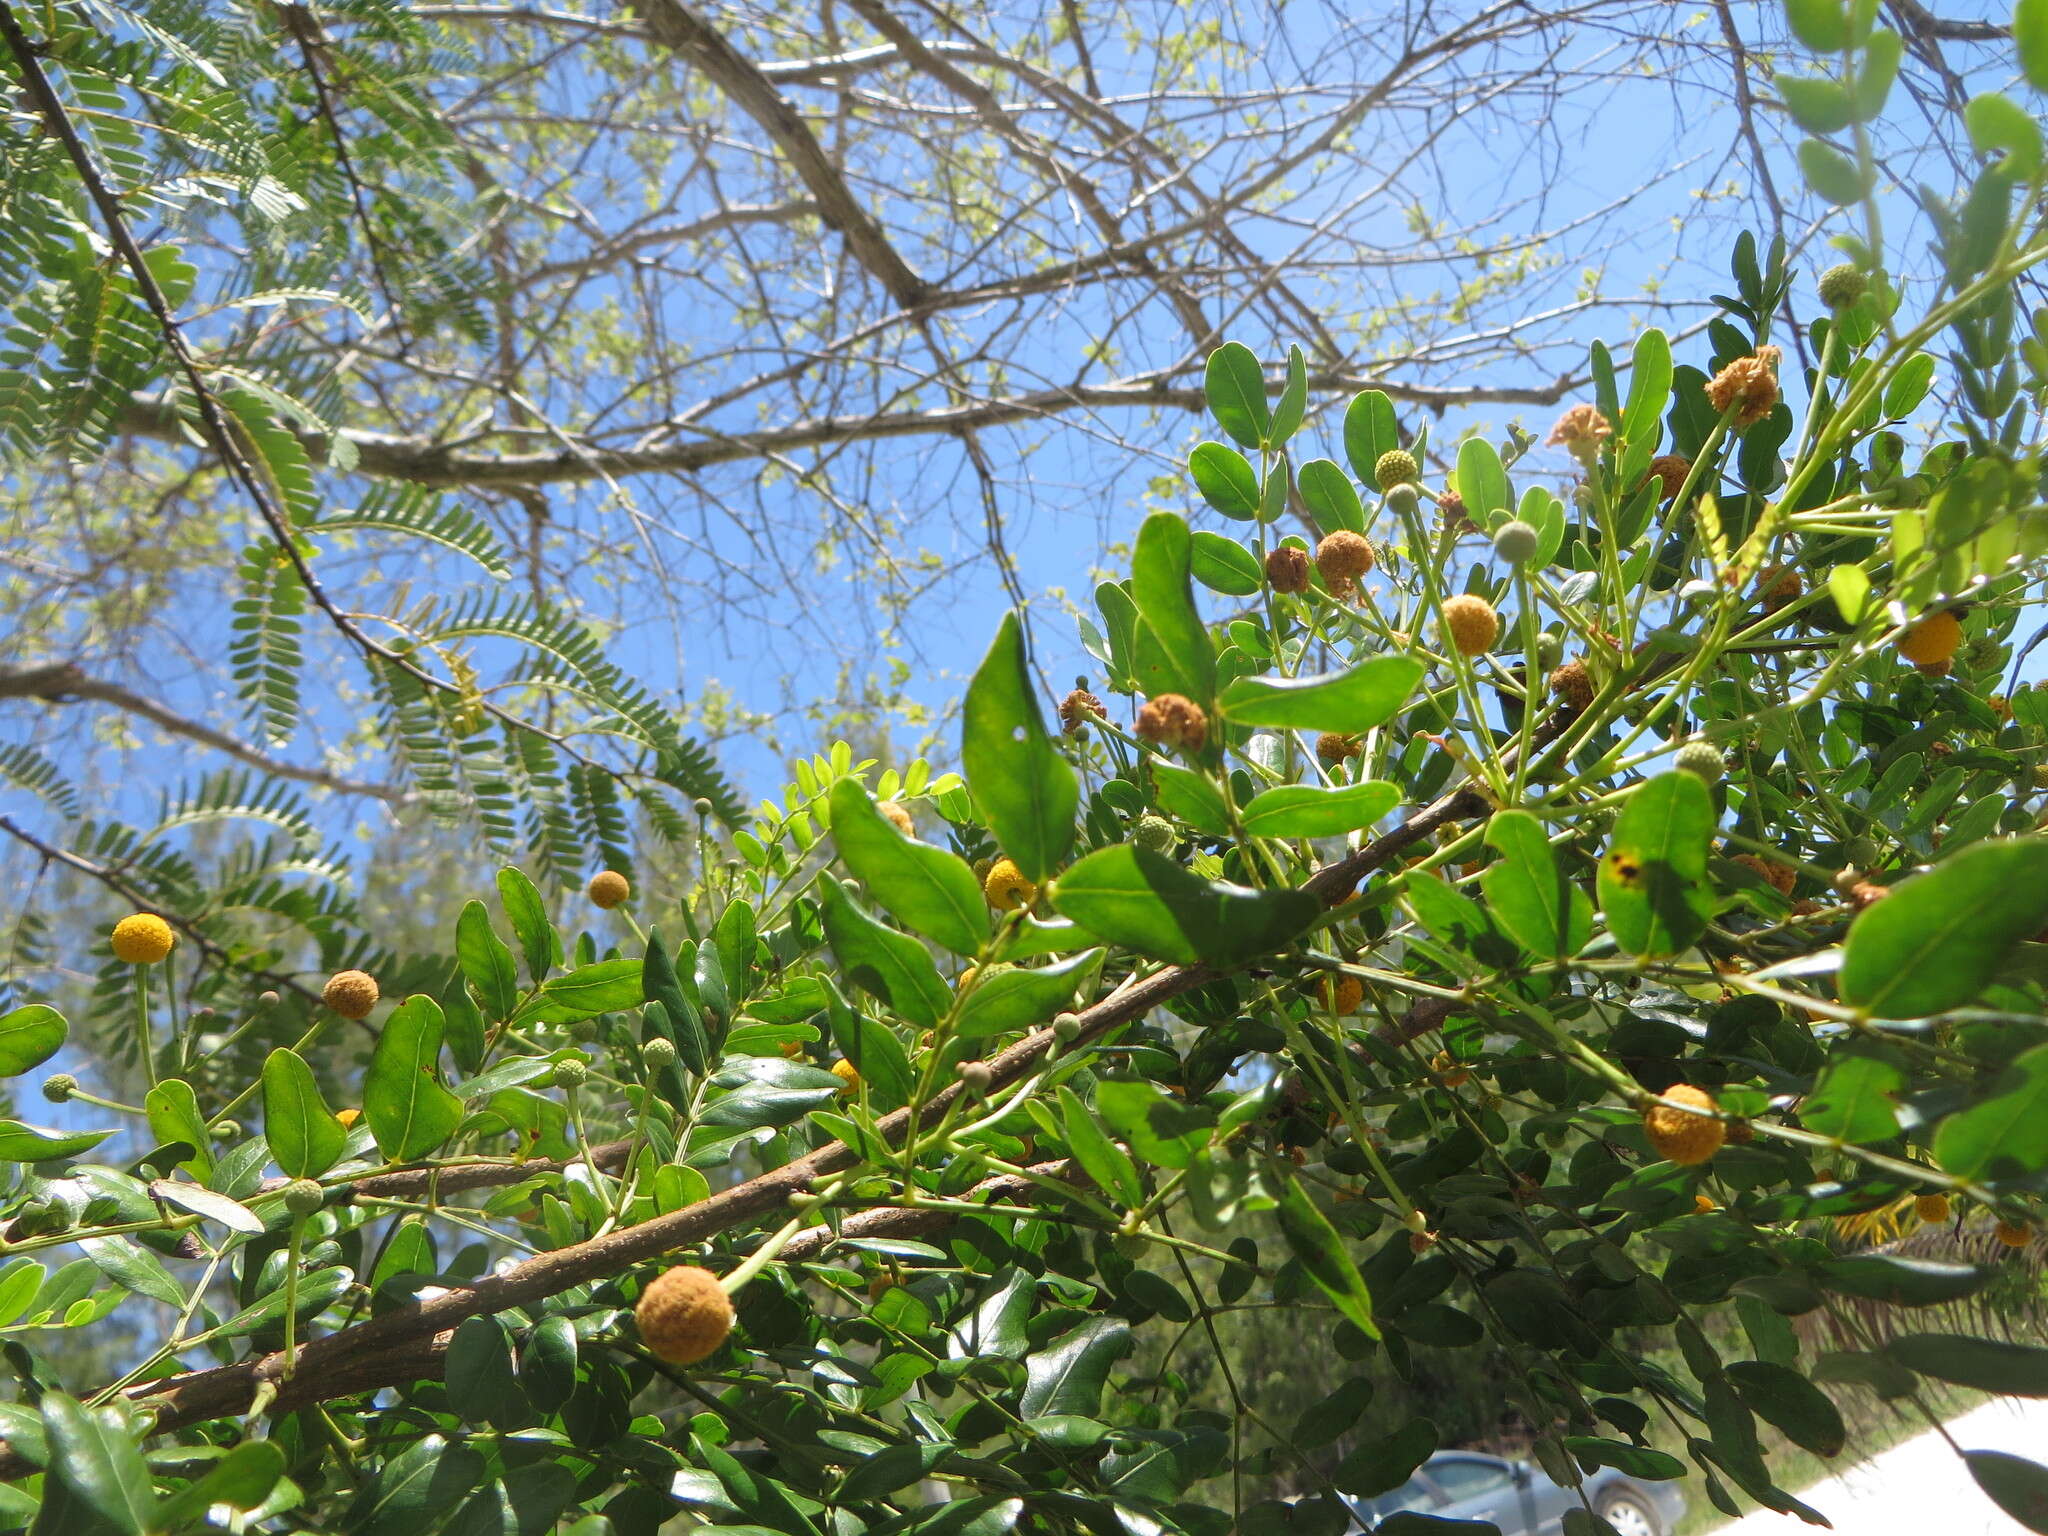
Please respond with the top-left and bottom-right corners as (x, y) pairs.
(633, 0), (931, 308)
(0, 663), (405, 803)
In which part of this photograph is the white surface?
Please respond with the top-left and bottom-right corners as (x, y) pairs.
(1713, 1397), (2048, 1535)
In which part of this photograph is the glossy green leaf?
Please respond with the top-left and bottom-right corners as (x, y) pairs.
(1240, 780), (1399, 839)
(956, 949), (1103, 1039)
(80, 1236), (183, 1307)
(1270, 344), (1309, 446)
(1343, 390), (1398, 485)
(1204, 341), (1270, 448)
(1189, 530), (1264, 595)
(1936, 1043), (2048, 1180)
(714, 897), (756, 1005)
(1811, 1254), (1986, 1305)
(1130, 513), (1215, 704)
(824, 975), (915, 1110)
(446, 1315), (524, 1427)
(1096, 1078), (1214, 1169)
(1622, 328), (1672, 449)
(1334, 1416), (1435, 1497)
(1276, 1176), (1378, 1339)
(1563, 1439), (1685, 1480)
(1151, 762), (1231, 836)
(1802, 1051), (1903, 1144)
(0, 1005), (65, 1077)
(456, 899), (519, 1021)
(143, 1079), (211, 1177)
(816, 876), (950, 1030)
(0, 1121), (109, 1162)
(512, 959), (642, 1025)
(1051, 845), (1319, 967)
(644, 931), (710, 1076)
(1298, 459), (1365, 535)
(1726, 1361), (1846, 1458)
(1598, 772), (1715, 959)
(1888, 1332), (2048, 1395)
(1967, 1451), (2048, 1533)
(1482, 810), (1591, 959)
(39, 1394), (149, 1536)
(1056, 1085), (1143, 1206)
(346, 1434), (487, 1536)
(1019, 1316), (1132, 1418)
(830, 778), (986, 956)
(155, 1439), (286, 1531)
(962, 613), (1078, 884)
(1842, 839), (2048, 1018)
(949, 1265), (1035, 1360)
(442, 981), (486, 1075)
(151, 1181), (263, 1235)
(263, 1047), (345, 1180)
(1455, 436), (1509, 520)
(1219, 654), (1425, 732)
(519, 1315), (578, 1412)
(364, 995), (463, 1161)
(495, 867), (556, 983)
(1189, 442), (1261, 520)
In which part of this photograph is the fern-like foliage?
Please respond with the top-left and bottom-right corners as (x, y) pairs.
(317, 485), (511, 578)
(0, 744), (81, 821)
(228, 543), (306, 746)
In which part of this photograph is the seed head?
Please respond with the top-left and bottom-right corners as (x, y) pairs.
(283, 1179), (324, 1218)
(1756, 564), (1802, 612)
(1549, 658), (1594, 712)
(1438, 491), (1478, 535)
(831, 1058), (862, 1093)
(1374, 449), (1419, 492)
(1491, 520), (1540, 566)
(41, 1073), (75, 1104)
(587, 870), (631, 909)
(1439, 594), (1502, 657)
(1058, 687), (1106, 736)
(1265, 544), (1310, 594)
(1315, 531), (1376, 585)
(1645, 455), (1693, 503)
(635, 1265), (734, 1364)
(1705, 346), (1782, 430)
(877, 800), (915, 837)
(1317, 732), (1362, 765)
(1915, 1193), (1952, 1225)
(1132, 815), (1176, 854)
(1733, 853), (1797, 897)
(1817, 262), (1867, 309)
(322, 970), (380, 1020)
(1897, 610), (1962, 667)
(1674, 741), (1724, 782)
(1135, 694), (1208, 754)
(110, 914), (175, 966)
(983, 856), (1038, 912)
(1644, 1084), (1725, 1165)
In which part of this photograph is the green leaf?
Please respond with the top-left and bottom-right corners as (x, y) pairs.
(1810, 1254), (1986, 1305)
(1937, 1043), (2048, 1180)
(1343, 390), (1398, 485)
(825, 976), (915, 1110)
(1726, 1361), (1846, 1458)
(1622, 329), (1673, 456)
(956, 950), (1103, 1039)
(1798, 138), (1872, 205)
(1019, 1316), (1132, 1418)
(1777, 75), (1857, 133)
(1240, 780), (1399, 839)
(446, 1316), (524, 1427)
(1096, 1078), (1214, 1169)
(1562, 1439), (1685, 1480)
(1967, 1451), (2048, 1533)
(962, 613), (1078, 885)
(151, 1182), (263, 1235)
(442, 982), (486, 1075)
(1333, 1416), (1434, 1497)
(1275, 1176), (1378, 1339)
(0, 1005), (65, 1077)
(1967, 91), (2043, 177)
(143, 1079), (211, 1177)
(1882, 354), (1937, 419)
(949, 1265), (1036, 1361)
(0, 1121), (109, 1162)
(262, 1047), (345, 1180)
(1204, 342), (1270, 449)
(39, 1394), (150, 1536)
(816, 876), (951, 1031)
(1851, 28), (1902, 119)
(1051, 845), (1319, 967)
(1189, 530), (1264, 595)
(1827, 564), (1871, 624)
(1598, 772), (1715, 959)
(364, 995), (463, 1162)
(1887, 1333), (2048, 1395)
(154, 1440), (286, 1532)
(715, 898), (756, 1005)
(1056, 1085), (1143, 1206)
(1802, 1051), (1903, 1144)
(1455, 437), (1510, 521)
(495, 867), (557, 983)
(1482, 809), (1591, 959)
(80, 1236), (184, 1307)
(1151, 762), (1232, 837)
(1190, 442), (1261, 520)
(1298, 459), (1365, 535)
(1842, 839), (2048, 1018)
(513, 959), (643, 1024)
(1270, 344), (1309, 446)
(644, 930), (710, 1075)
(829, 778), (986, 956)
(519, 1315), (578, 1412)
(1219, 655), (1426, 732)
(1785, 0), (1849, 50)
(2019, 0), (2048, 91)
(346, 1435), (487, 1536)
(1130, 513), (1215, 704)
(456, 900), (519, 1021)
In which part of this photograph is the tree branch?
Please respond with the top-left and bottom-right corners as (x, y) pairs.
(0, 663), (406, 803)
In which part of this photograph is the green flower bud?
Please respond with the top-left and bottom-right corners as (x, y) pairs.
(283, 1179), (324, 1218)
(1673, 741), (1724, 782)
(1374, 449), (1419, 491)
(552, 1057), (589, 1089)
(41, 1073), (76, 1104)
(643, 1036), (678, 1068)
(1132, 814), (1176, 854)
(1817, 263), (1867, 310)
(958, 1060), (993, 1096)
(1491, 519), (1540, 566)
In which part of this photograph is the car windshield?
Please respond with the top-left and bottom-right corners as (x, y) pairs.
(1366, 1479), (1444, 1519)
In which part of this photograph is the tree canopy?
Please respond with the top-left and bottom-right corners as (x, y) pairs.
(6, 0), (2048, 1534)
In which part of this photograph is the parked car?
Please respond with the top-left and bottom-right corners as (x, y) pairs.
(1335, 1450), (1687, 1536)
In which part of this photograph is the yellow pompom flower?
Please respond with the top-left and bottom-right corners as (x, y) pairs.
(635, 1265), (734, 1364)
(322, 970), (380, 1020)
(831, 1058), (861, 1093)
(983, 857), (1038, 912)
(1644, 1084), (1725, 1166)
(587, 870), (631, 909)
(110, 914), (175, 966)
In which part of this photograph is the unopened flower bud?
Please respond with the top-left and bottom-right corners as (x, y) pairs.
(643, 1036), (678, 1069)
(41, 1073), (76, 1104)
(283, 1179), (324, 1217)
(959, 1061), (993, 1095)
(552, 1057), (589, 1089)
